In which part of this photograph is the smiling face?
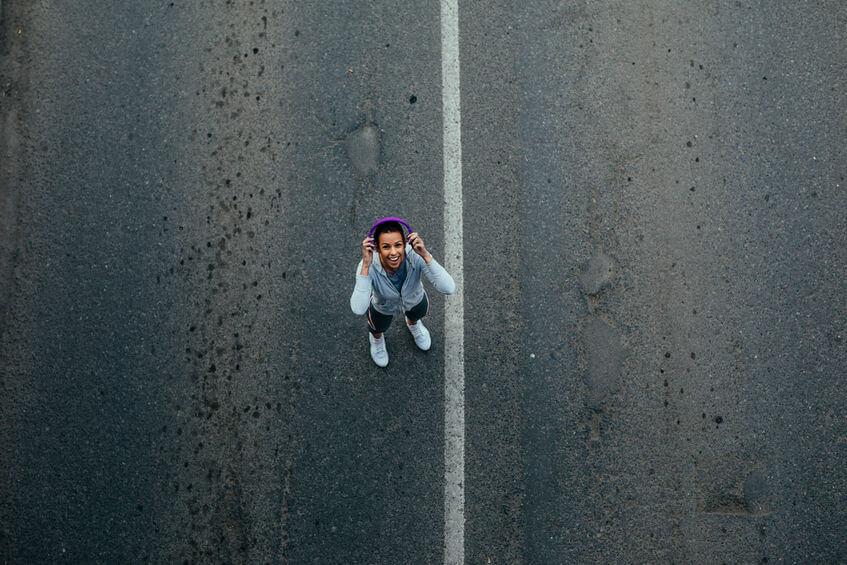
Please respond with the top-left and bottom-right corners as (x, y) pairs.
(377, 229), (405, 273)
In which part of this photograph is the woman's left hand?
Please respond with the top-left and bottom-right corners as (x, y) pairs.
(407, 232), (432, 263)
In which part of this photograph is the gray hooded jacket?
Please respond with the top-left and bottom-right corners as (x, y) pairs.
(350, 244), (455, 315)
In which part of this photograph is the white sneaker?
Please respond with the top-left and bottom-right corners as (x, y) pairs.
(406, 320), (431, 351)
(369, 333), (389, 367)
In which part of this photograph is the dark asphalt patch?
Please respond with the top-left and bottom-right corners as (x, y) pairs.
(579, 250), (616, 296)
(345, 123), (380, 177)
(581, 317), (625, 411)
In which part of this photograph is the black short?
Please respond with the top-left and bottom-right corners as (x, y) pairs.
(367, 292), (429, 335)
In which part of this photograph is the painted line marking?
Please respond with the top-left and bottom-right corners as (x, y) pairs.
(441, 1), (464, 564)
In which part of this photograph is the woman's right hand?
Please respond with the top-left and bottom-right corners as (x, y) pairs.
(362, 236), (375, 267)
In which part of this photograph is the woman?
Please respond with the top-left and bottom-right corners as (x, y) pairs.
(350, 218), (455, 367)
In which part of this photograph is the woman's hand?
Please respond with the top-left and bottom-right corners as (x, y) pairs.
(407, 232), (432, 264)
(362, 236), (374, 268)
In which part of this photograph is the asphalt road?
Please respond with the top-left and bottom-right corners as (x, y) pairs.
(1, 1), (845, 563)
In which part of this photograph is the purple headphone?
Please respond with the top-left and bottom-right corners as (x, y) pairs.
(368, 216), (412, 240)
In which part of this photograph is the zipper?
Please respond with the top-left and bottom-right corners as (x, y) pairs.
(378, 263), (405, 310)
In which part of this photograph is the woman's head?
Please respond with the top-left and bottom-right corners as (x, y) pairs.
(373, 220), (406, 271)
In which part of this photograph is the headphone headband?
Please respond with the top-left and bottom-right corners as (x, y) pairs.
(368, 217), (412, 238)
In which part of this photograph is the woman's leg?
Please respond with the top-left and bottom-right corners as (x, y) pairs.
(405, 290), (430, 325)
(404, 292), (431, 350)
(366, 300), (391, 366)
(367, 299), (393, 337)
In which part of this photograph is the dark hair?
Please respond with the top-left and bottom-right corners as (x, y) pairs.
(373, 220), (406, 245)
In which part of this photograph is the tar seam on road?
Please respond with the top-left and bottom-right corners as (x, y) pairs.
(441, 1), (464, 564)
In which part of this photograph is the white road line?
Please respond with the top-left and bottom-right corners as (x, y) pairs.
(441, 1), (464, 564)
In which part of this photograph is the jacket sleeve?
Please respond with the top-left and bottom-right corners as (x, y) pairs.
(350, 260), (371, 315)
(421, 257), (456, 295)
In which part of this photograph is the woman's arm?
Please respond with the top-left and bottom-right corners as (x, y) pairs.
(350, 261), (371, 314)
(351, 237), (374, 314)
(408, 232), (455, 295)
(422, 258), (455, 294)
